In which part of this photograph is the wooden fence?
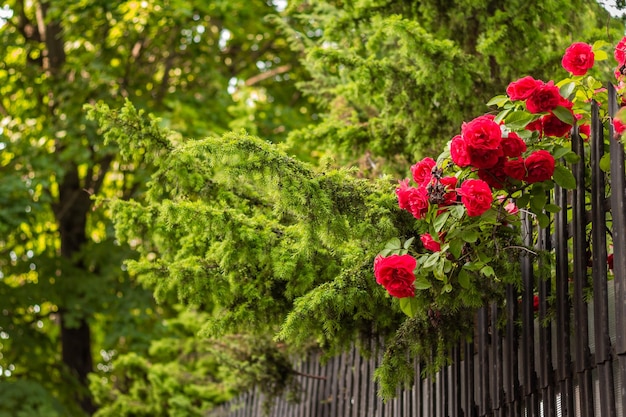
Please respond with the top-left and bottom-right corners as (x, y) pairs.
(208, 85), (626, 417)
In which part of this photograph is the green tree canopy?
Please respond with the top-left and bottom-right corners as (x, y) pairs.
(0, 1), (313, 415)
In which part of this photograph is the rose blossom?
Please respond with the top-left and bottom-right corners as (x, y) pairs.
(420, 233), (442, 252)
(450, 135), (471, 167)
(542, 112), (573, 137)
(526, 81), (562, 114)
(614, 36), (626, 66)
(396, 179), (429, 219)
(524, 150), (555, 183)
(500, 131), (526, 158)
(374, 254), (417, 298)
(477, 158), (508, 189)
(467, 146), (503, 170)
(503, 158), (527, 181)
(561, 42), (595, 76)
(411, 157), (436, 185)
(462, 115), (502, 150)
(458, 179), (493, 217)
(506, 76), (542, 100)
(613, 117), (626, 139)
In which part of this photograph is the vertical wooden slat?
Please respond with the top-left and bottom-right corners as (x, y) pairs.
(477, 307), (489, 416)
(538, 218), (555, 417)
(452, 345), (462, 417)
(608, 82), (626, 414)
(491, 302), (505, 417)
(415, 359), (424, 417)
(571, 127), (595, 417)
(368, 342), (377, 417)
(520, 212), (539, 417)
(554, 180), (575, 417)
(464, 339), (475, 417)
(505, 283), (520, 417)
(344, 348), (354, 417)
(590, 100), (617, 417)
(312, 353), (322, 417)
(442, 360), (449, 417)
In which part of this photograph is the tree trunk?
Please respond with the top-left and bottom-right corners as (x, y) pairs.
(55, 164), (96, 415)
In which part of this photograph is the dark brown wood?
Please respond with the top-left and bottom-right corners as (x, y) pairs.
(590, 100), (617, 417)
(608, 82), (626, 414)
(571, 128), (595, 417)
(477, 307), (489, 415)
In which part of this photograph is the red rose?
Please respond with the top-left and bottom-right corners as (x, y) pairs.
(608, 253), (614, 271)
(503, 158), (527, 181)
(374, 254), (417, 298)
(458, 179), (493, 217)
(420, 233), (441, 252)
(526, 118), (543, 136)
(462, 115), (502, 150)
(613, 117), (626, 139)
(477, 158), (508, 189)
(524, 150), (555, 183)
(615, 36), (626, 66)
(396, 179), (429, 219)
(542, 112), (573, 137)
(506, 76), (542, 100)
(467, 146), (503, 169)
(500, 131), (527, 158)
(450, 135), (471, 167)
(526, 81), (562, 114)
(561, 42), (595, 76)
(410, 157), (436, 185)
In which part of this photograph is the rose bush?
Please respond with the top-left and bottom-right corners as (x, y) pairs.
(374, 37), (624, 339)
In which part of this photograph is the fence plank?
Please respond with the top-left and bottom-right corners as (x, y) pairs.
(608, 83), (626, 415)
(572, 127), (595, 417)
(590, 100), (617, 417)
(554, 181), (575, 417)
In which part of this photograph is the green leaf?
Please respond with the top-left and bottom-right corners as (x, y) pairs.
(552, 146), (572, 160)
(543, 203), (562, 213)
(480, 265), (495, 277)
(486, 95), (509, 107)
(403, 237), (415, 250)
(462, 229), (478, 243)
(433, 211), (450, 233)
(552, 105), (575, 125)
(530, 192), (547, 212)
(592, 40), (610, 50)
(516, 193), (530, 208)
(563, 152), (580, 164)
(414, 276), (432, 290)
(593, 50), (608, 61)
(449, 204), (465, 219)
(504, 111), (537, 130)
(559, 82), (576, 100)
(536, 212), (550, 229)
(399, 297), (420, 318)
(449, 238), (464, 259)
(384, 238), (402, 250)
(553, 165), (576, 190)
(600, 153), (611, 173)
(457, 268), (471, 289)
(422, 252), (440, 269)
